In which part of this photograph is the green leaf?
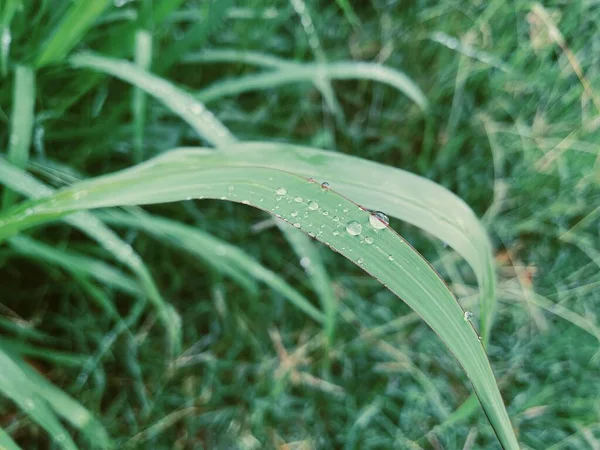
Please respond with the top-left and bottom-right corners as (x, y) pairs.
(0, 146), (518, 449)
(35, 0), (112, 67)
(69, 52), (235, 146)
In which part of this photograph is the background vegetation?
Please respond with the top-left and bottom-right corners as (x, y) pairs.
(0, 0), (599, 449)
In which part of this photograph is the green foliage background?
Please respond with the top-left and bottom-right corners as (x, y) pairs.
(0, 1), (599, 449)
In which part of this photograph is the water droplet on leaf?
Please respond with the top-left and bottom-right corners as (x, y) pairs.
(369, 211), (389, 230)
(276, 187), (287, 195)
(346, 221), (362, 236)
(308, 201), (319, 210)
(364, 236), (374, 245)
(321, 181), (330, 190)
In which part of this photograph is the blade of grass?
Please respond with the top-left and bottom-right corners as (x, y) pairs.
(182, 48), (294, 68)
(290, 0), (345, 123)
(154, 0), (232, 74)
(35, 0), (112, 67)
(99, 209), (325, 323)
(0, 316), (50, 342)
(0, 149), (518, 449)
(0, 427), (20, 450)
(9, 234), (141, 295)
(69, 52), (236, 146)
(0, 350), (78, 450)
(192, 60), (429, 111)
(2, 64), (35, 209)
(0, 0), (20, 77)
(278, 222), (337, 344)
(170, 144), (497, 344)
(132, 29), (152, 162)
(6, 351), (112, 448)
(0, 159), (181, 354)
(185, 47), (346, 126)
(0, 339), (86, 367)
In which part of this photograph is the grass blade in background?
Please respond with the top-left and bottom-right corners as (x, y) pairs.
(193, 60), (429, 111)
(99, 209), (325, 323)
(6, 352), (112, 448)
(334, 0), (361, 28)
(0, 150), (518, 449)
(183, 48), (295, 69)
(132, 29), (152, 162)
(0, 351), (78, 450)
(0, 159), (181, 354)
(154, 0), (232, 74)
(2, 65), (35, 209)
(35, 0), (112, 67)
(278, 222), (337, 345)
(289, 0), (345, 123)
(0, 0), (20, 77)
(9, 234), (141, 296)
(69, 52), (236, 147)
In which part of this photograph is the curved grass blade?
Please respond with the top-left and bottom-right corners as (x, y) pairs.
(183, 48), (294, 68)
(215, 143), (496, 343)
(98, 209), (257, 293)
(7, 351), (112, 448)
(0, 158), (181, 354)
(0, 150), (518, 449)
(150, 144), (496, 344)
(193, 60), (428, 111)
(9, 234), (141, 296)
(187, 47), (345, 123)
(0, 350), (78, 450)
(69, 52), (235, 147)
(0, 339), (85, 368)
(99, 209), (325, 323)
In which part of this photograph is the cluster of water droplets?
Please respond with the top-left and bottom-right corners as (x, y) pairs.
(270, 183), (401, 265)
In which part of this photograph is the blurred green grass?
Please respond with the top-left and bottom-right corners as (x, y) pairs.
(0, 1), (599, 449)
